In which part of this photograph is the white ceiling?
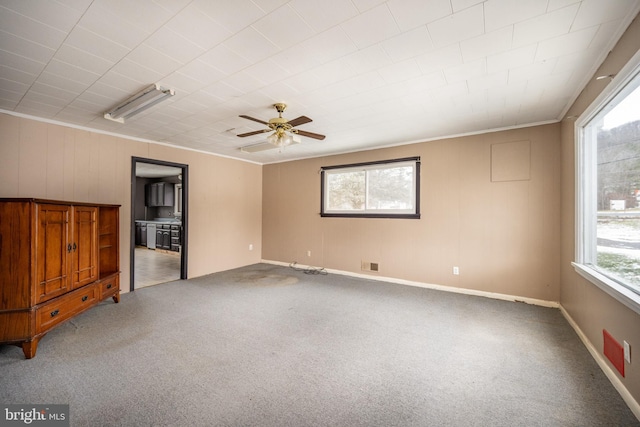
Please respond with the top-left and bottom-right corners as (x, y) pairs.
(1, 0), (639, 164)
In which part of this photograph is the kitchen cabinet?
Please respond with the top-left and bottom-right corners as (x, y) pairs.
(157, 225), (171, 250)
(135, 222), (148, 246)
(145, 182), (174, 207)
(0, 199), (120, 359)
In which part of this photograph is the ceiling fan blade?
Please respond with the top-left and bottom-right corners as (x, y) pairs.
(239, 115), (269, 125)
(287, 116), (312, 127)
(294, 129), (326, 140)
(237, 129), (270, 137)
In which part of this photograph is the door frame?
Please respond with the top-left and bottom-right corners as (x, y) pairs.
(130, 157), (189, 291)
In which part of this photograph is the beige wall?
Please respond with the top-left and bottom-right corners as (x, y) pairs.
(263, 123), (561, 302)
(560, 16), (640, 405)
(0, 114), (263, 291)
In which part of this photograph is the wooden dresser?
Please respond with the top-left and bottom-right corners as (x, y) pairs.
(0, 199), (120, 359)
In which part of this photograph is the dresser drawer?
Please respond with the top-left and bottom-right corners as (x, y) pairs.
(99, 275), (120, 299)
(36, 284), (98, 333)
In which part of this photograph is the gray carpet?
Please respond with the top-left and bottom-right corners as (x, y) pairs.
(1, 263), (638, 426)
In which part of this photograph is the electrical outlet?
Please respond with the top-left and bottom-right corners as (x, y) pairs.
(249, 244), (253, 251)
(453, 266), (459, 275)
(624, 341), (631, 363)
(307, 250), (311, 257)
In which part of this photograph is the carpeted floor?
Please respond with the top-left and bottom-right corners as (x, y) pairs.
(1, 263), (638, 426)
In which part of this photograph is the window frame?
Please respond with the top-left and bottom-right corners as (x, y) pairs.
(574, 49), (640, 314)
(320, 157), (420, 219)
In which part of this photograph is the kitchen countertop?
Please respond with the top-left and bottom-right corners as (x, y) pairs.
(135, 219), (181, 225)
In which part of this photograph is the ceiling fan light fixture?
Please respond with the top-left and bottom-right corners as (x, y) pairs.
(269, 130), (294, 147)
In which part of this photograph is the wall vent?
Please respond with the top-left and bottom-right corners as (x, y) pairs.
(361, 261), (379, 272)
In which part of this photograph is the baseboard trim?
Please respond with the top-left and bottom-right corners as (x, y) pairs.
(559, 306), (640, 421)
(262, 260), (559, 308)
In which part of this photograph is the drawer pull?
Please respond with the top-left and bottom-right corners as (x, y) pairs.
(50, 309), (59, 317)
(106, 283), (112, 289)
(82, 295), (88, 302)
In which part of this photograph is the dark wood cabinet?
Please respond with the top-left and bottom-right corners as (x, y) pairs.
(156, 225), (171, 250)
(0, 199), (120, 359)
(145, 182), (174, 207)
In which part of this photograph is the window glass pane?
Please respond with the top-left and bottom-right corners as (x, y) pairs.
(594, 84), (640, 291)
(321, 158), (419, 217)
(326, 170), (365, 211)
(366, 165), (414, 210)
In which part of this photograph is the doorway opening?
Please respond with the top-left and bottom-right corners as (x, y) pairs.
(131, 157), (188, 290)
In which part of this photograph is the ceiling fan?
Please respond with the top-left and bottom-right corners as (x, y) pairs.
(238, 103), (325, 153)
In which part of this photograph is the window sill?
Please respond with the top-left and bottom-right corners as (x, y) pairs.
(320, 213), (420, 219)
(572, 262), (640, 314)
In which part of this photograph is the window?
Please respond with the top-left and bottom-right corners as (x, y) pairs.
(575, 54), (640, 312)
(321, 157), (420, 218)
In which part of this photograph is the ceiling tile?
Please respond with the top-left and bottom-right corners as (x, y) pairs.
(0, 9), (68, 50)
(223, 27), (280, 63)
(165, 3), (232, 50)
(144, 27), (206, 65)
(199, 44), (252, 76)
(513, 3), (579, 47)
(415, 44), (463, 74)
(0, 0), (85, 32)
(381, 26), (434, 63)
(486, 44), (537, 74)
(451, 0), (486, 12)
(340, 44), (392, 75)
(242, 59), (291, 86)
(94, 0), (174, 34)
(572, 0), (638, 31)
(484, 0), (547, 32)
(0, 31), (55, 64)
(378, 59), (423, 84)
(0, 65), (37, 86)
(0, 50), (46, 75)
(508, 59), (557, 83)
(78, 3), (151, 50)
(351, 0), (387, 12)
(202, 81), (244, 102)
(460, 26), (514, 62)
(252, 5), (316, 50)
(467, 71), (509, 93)
(53, 45), (115, 76)
(109, 59), (165, 86)
(534, 25), (599, 62)
(194, 0), (265, 33)
(160, 71), (207, 94)
(387, 0), (452, 31)
(177, 60), (226, 86)
(290, 0), (359, 32)
(65, 27), (130, 64)
(340, 3), (401, 49)
(427, 4), (484, 48)
(127, 44), (184, 77)
(444, 58), (486, 83)
(547, 0), (581, 12)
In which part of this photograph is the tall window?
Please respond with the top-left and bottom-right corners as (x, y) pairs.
(321, 157), (420, 218)
(576, 59), (640, 310)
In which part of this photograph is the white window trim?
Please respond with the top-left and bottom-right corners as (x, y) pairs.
(574, 49), (640, 315)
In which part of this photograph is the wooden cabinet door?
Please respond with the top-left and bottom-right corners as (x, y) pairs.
(72, 206), (98, 289)
(35, 204), (71, 303)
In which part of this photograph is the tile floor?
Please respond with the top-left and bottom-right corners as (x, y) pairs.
(134, 247), (181, 288)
